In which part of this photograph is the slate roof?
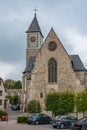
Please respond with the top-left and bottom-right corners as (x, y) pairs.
(0, 77), (3, 80)
(23, 54), (86, 76)
(27, 73), (31, 80)
(23, 56), (35, 74)
(26, 14), (43, 37)
(70, 55), (86, 71)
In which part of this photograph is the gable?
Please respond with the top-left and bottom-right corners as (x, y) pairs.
(41, 28), (69, 57)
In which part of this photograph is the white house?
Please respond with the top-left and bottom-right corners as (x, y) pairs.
(0, 77), (5, 110)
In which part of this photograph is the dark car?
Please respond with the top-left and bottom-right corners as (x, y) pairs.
(27, 113), (52, 125)
(70, 117), (87, 130)
(11, 105), (20, 111)
(52, 115), (78, 129)
(27, 113), (40, 118)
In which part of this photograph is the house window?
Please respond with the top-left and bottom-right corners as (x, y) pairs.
(40, 92), (43, 98)
(0, 80), (1, 86)
(0, 90), (2, 96)
(48, 58), (57, 82)
(0, 100), (2, 105)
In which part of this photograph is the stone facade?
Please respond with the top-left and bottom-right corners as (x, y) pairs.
(22, 14), (87, 111)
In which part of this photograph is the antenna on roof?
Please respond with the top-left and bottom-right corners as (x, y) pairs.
(33, 7), (38, 16)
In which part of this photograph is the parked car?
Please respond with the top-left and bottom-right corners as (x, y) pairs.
(27, 113), (52, 125)
(11, 105), (20, 111)
(70, 117), (87, 130)
(1, 115), (8, 121)
(52, 115), (78, 129)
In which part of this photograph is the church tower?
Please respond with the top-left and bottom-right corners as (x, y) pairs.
(26, 13), (43, 65)
(22, 13), (44, 110)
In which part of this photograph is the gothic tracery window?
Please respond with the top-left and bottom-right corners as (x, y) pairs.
(48, 58), (57, 83)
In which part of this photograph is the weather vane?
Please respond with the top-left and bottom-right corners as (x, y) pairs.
(33, 7), (38, 15)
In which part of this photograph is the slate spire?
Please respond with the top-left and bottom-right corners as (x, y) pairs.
(26, 13), (43, 37)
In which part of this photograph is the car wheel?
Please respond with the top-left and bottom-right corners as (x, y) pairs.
(1, 118), (3, 121)
(49, 120), (52, 124)
(5, 117), (8, 121)
(53, 126), (57, 128)
(59, 123), (65, 129)
(35, 121), (39, 125)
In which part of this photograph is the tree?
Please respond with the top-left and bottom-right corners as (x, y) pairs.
(45, 93), (59, 116)
(75, 91), (87, 116)
(14, 80), (22, 89)
(28, 100), (41, 113)
(4, 79), (15, 89)
(14, 95), (19, 105)
(45, 91), (74, 116)
(4, 79), (22, 89)
(6, 95), (19, 105)
(58, 91), (75, 114)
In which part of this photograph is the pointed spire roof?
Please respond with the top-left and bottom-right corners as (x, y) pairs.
(26, 14), (43, 37)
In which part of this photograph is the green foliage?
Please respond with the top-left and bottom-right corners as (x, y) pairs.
(6, 95), (14, 104)
(0, 110), (8, 117)
(17, 116), (28, 123)
(14, 95), (19, 105)
(28, 100), (41, 113)
(15, 80), (22, 89)
(75, 91), (87, 112)
(58, 91), (74, 114)
(4, 79), (22, 89)
(6, 95), (19, 105)
(45, 93), (59, 116)
(45, 91), (74, 115)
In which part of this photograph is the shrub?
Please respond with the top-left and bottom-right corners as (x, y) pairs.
(28, 100), (41, 113)
(0, 110), (8, 117)
(17, 116), (28, 123)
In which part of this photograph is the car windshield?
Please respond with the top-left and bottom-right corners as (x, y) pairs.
(31, 116), (38, 119)
(54, 115), (77, 120)
(78, 117), (87, 123)
(54, 115), (62, 119)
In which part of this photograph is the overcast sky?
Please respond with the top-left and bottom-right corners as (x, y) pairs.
(0, 0), (87, 80)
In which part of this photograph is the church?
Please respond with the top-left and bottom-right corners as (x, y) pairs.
(22, 13), (87, 110)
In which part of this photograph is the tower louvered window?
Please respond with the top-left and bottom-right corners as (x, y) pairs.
(48, 58), (57, 82)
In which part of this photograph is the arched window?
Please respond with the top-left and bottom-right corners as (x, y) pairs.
(48, 58), (57, 82)
(40, 92), (43, 98)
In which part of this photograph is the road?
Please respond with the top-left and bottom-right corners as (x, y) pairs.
(6, 107), (24, 120)
(0, 108), (69, 130)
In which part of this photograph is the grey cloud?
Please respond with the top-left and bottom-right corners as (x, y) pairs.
(0, 0), (87, 79)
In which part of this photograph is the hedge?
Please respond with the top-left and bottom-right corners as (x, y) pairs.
(17, 116), (28, 123)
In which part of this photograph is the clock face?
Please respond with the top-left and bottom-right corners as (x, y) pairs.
(30, 36), (36, 42)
